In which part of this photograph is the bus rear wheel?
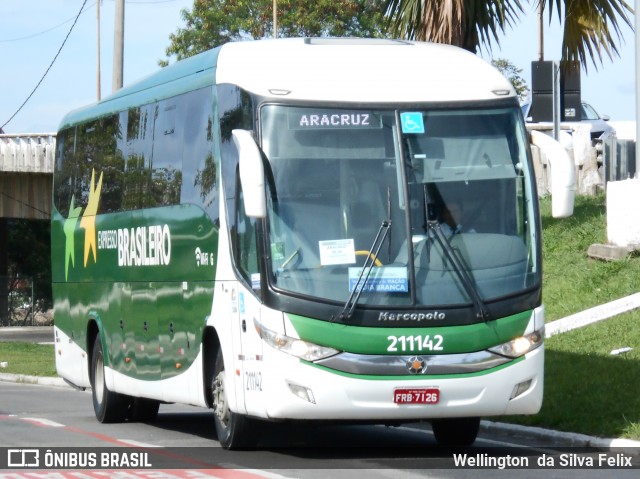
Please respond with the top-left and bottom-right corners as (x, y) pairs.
(431, 417), (480, 447)
(90, 335), (129, 423)
(211, 348), (258, 449)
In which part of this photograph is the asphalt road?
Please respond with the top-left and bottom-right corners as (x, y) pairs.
(2, 381), (639, 479)
(2, 324), (640, 478)
(0, 326), (54, 344)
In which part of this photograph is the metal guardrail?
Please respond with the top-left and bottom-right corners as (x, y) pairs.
(603, 138), (637, 185)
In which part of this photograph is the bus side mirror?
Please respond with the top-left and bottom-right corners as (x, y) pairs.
(530, 130), (575, 218)
(232, 129), (266, 218)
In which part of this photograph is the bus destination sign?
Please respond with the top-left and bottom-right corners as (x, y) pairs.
(288, 109), (382, 130)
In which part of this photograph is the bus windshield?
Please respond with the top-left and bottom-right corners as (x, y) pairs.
(260, 105), (539, 311)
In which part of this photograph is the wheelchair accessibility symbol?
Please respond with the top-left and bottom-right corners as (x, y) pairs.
(400, 112), (425, 134)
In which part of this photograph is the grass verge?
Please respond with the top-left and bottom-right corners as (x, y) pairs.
(507, 311), (640, 439)
(0, 342), (57, 377)
(503, 194), (640, 439)
(540, 194), (640, 322)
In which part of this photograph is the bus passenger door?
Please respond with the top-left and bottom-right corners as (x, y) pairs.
(233, 188), (265, 417)
(236, 287), (264, 416)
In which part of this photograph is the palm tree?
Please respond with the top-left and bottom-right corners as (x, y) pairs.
(384, 0), (633, 70)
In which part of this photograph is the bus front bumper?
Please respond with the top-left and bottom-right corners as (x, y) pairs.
(251, 345), (543, 421)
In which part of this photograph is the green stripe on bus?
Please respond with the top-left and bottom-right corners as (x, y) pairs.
(287, 309), (533, 355)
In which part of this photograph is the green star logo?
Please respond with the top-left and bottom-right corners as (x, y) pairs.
(79, 169), (104, 266)
(63, 195), (83, 281)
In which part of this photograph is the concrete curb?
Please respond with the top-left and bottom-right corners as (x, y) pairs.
(481, 420), (640, 450)
(545, 292), (640, 338)
(2, 372), (640, 450)
(0, 372), (68, 388)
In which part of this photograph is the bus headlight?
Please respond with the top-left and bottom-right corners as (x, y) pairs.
(255, 320), (339, 361)
(488, 329), (544, 358)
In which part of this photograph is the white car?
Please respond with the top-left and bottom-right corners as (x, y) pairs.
(578, 102), (616, 142)
(522, 101), (616, 144)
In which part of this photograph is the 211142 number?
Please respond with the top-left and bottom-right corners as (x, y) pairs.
(387, 334), (444, 352)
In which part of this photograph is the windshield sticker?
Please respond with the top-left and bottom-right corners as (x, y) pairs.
(251, 273), (261, 290)
(288, 110), (382, 130)
(239, 292), (245, 314)
(400, 112), (425, 134)
(348, 266), (409, 293)
(319, 239), (356, 266)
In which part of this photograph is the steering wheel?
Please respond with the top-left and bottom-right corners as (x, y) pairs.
(355, 250), (382, 267)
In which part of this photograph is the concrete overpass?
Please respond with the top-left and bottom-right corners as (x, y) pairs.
(0, 133), (55, 324)
(1, 133), (55, 220)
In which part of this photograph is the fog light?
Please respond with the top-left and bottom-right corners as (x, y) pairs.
(510, 379), (533, 399)
(287, 382), (316, 404)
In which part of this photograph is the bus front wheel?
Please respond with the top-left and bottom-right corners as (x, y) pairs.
(90, 335), (129, 423)
(211, 348), (258, 449)
(431, 417), (480, 446)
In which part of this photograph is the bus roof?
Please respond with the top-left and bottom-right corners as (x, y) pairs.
(58, 38), (514, 130)
(216, 38), (514, 104)
(58, 48), (220, 130)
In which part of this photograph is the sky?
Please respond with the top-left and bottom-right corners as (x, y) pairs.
(1, 0), (194, 133)
(0, 0), (636, 134)
(482, 3), (637, 123)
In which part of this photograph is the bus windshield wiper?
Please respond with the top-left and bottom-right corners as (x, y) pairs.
(422, 184), (490, 321)
(277, 248), (300, 274)
(333, 220), (391, 321)
(427, 220), (491, 321)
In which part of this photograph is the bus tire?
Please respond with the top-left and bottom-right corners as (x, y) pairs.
(431, 417), (480, 447)
(90, 335), (129, 423)
(128, 398), (160, 422)
(211, 348), (258, 449)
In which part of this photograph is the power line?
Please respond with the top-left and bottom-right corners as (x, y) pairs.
(0, 2), (95, 43)
(0, 0), (179, 44)
(0, 192), (50, 217)
(1, 0), (90, 131)
(0, 0), (180, 44)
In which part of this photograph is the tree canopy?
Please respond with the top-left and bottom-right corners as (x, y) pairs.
(162, 1), (633, 72)
(384, 0), (634, 71)
(492, 58), (529, 101)
(161, 0), (388, 65)
(384, 0), (523, 54)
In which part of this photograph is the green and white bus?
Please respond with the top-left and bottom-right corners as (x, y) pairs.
(53, 38), (548, 448)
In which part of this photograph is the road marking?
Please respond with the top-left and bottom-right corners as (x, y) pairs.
(116, 439), (161, 448)
(22, 417), (65, 427)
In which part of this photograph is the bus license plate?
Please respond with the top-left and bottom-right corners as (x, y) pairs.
(394, 388), (440, 405)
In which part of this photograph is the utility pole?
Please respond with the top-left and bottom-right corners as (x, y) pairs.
(273, 0), (277, 38)
(634, 0), (640, 174)
(537, 3), (544, 61)
(112, 0), (125, 92)
(97, 0), (101, 100)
